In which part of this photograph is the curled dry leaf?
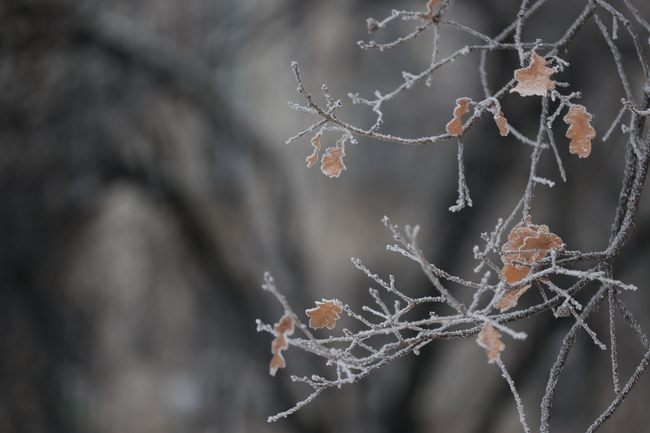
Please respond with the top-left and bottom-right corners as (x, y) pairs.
(306, 130), (322, 167)
(500, 217), (563, 302)
(510, 53), (555, 97)
(321, 135), (347, 178)
(477, 321), (505, 363)
(564, 104), (595, 158)
(446, 98), (472, 136)
(306, 300), (343, 329)
(270, 315), (294, 376)
(493, 101), (509, 136)
(495, 112), (509, 136)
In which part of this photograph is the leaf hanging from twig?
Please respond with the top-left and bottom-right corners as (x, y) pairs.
(564, 104), (595, 158)
(321, 135), (348, 178)
(270, 315), (295, 376)
(477, 322), (505, 363)
(493, 102), (509, 136)
(306, 300), (343, 329)
(446, 98), (472, 136)
(510, 53), (555, 97)
(501, 217), (563, 282)
(307, 130), (322, 167)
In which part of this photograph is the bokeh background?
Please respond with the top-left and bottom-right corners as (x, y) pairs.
(3, 0), (650, 432)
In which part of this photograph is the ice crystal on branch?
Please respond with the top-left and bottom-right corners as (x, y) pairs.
(261, 0), (650, 429)
(426, 0), (440, 15)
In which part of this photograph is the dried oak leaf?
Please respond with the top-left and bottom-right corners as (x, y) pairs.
(446, 98), (472, 136)
(477, 322), (505, 363)
(270, 315), (294, 376)
(510, 53), (555, 97)
(306, 131), (322, 167)
(502, 263), (531, 285)
(496, 284), (531, 311)
(306, 300), (342, 329)
(500, 217), (563, 289)
(321, 135), (347, 178)
(564, 104), (595, 158)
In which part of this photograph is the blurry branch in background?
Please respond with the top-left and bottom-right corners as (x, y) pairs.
(257, 0), (650, 431)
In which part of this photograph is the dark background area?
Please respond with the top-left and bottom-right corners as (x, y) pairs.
(2, 0), (650, 432)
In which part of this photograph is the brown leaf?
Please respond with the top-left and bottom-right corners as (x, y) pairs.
(502, 263), (531, 285)
(275, 315), (294, 335)
(306, 131), (322, 168)
(496, 284), (531, 311)
(270, 315), (294, 376)
(494, 110), (509, 136)
(500, 217), (564, 289)
(321, 135), (347, 178)
(306, 300), (342, 329)
(446, 98), (472, 136)
(564, 104), (595, 158)
(477, 322), (505, 363)
(510, 53), (555, 97)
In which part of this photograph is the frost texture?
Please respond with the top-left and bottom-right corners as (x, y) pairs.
(306, 300), (342, 329)
(263, 0), (650, 429)
(446, 97), (472, 136)
(500, 217), (564, 286)
(269, 315), (294, 376)
(321, 135), (347, 178)
(510, 53), (555, 97)
(564, 104), (596, 158)
(306, 130), (322, 167)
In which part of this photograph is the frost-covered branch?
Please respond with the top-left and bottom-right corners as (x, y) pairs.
(259, 0), (650, 430)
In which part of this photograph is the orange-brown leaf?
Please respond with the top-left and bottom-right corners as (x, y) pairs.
(271, 334), (288, 357)
(502, 263), (531, 285)
(510, 53), (555, 97)
(306, 131), (322, 167)
(321, 136), (347, 178)
(275, 315), (294, 335)
(306, 300), (342, 329)
(564, 104), (595, 158)
(477, 322), (505, 363)
(494, 110), (509, 136)
(496, 284), (531, 311)
(501, 217), (564, 285)
(446, 98), (472, 136)
(270, 352), (286, 376)
(270, 315), (294, 376)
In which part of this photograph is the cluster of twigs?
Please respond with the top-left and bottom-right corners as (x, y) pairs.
(258, 0), (650, 430)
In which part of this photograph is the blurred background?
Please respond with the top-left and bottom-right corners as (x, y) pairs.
(2, 0), (650, 432)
